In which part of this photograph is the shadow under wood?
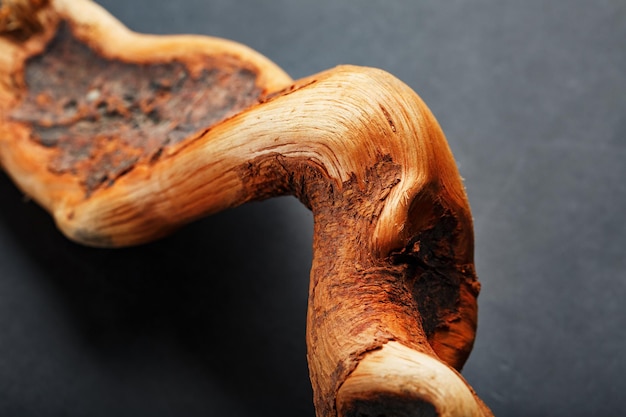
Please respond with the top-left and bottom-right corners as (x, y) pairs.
(344, 395), (437, 417)
(0, 171), (314, 417)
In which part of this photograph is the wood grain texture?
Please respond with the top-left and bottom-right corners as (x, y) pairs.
(0, 1), (491, 416)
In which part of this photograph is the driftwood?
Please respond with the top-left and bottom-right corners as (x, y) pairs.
(0, 1), (492, 416)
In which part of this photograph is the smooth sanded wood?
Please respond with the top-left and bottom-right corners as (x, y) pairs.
(0, 1), (492, 416)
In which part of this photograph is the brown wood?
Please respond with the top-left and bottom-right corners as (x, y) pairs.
(0, 1), (493, 416)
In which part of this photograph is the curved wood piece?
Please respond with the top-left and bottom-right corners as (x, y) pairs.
(0, 1), (492, 416)
(337, 342), (490, 417)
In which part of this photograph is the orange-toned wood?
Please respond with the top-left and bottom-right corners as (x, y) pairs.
(0, 1), (491, 416)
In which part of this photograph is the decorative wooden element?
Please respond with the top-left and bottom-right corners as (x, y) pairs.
(0, 1), (492, 416)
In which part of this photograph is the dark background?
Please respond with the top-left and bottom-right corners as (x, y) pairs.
(1, 1), (625, 416)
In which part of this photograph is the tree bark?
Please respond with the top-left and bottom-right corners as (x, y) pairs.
(0, 1), (492, 416)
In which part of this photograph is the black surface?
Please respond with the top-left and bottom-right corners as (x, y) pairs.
(1, 1), (625, 416)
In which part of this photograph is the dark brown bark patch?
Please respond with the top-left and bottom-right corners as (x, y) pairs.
(0, 0), (49, 41)
(10, 22), (263, 195)
(392, 207), (463, 337)
(390, 201), (479, 369)
(341, 393), (437, 417)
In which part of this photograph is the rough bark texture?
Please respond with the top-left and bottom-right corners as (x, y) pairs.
(303, 159), (432, 416)
(237, 150), (483, 416)
(11, 22), (263, 195)
(0, 1), (491, 416)
(0, 0), (50, 41)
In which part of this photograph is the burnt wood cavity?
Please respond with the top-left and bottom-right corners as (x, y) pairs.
(342, 393), (437, 417)
(392, 204), (477, 341)
(11, 22), (263, 195)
